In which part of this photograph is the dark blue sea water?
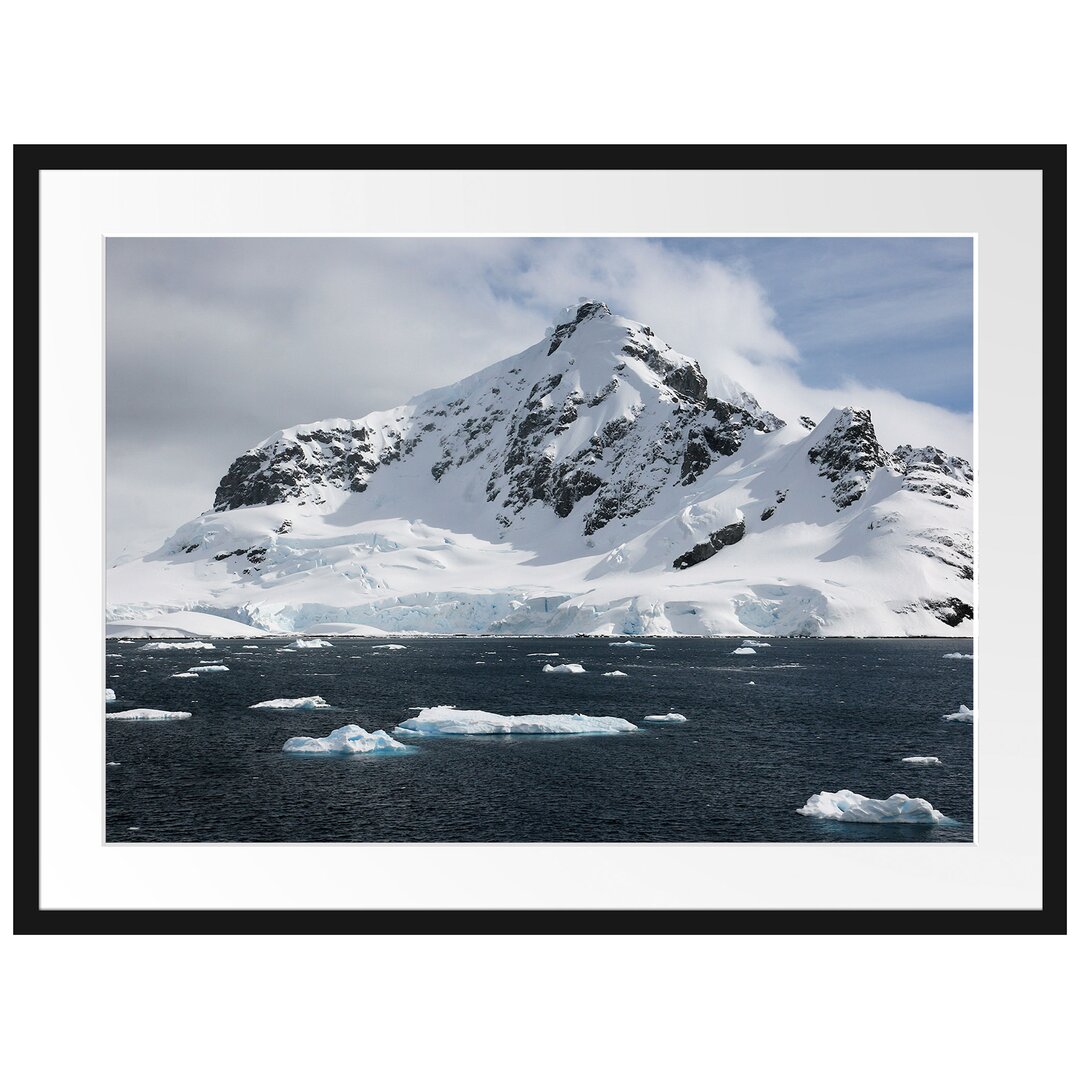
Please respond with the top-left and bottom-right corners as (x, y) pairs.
(105, 637), (974, 842)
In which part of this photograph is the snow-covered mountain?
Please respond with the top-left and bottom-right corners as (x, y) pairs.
(108, 300), (974, 638)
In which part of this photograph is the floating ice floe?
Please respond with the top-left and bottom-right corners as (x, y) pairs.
(108, 709), (193, 721)
(105, 688), (115, 701)
(602, 670), (629, 677)
(942, 652), (973, 659)
(372, 644), (407, 650)
(748, 681), (756, 685)
(609, 641), (654, 649)
(732, 647), (756, 655)
(942, 705), (974, 723)
(641, 712), (688, 724)
(902, 756), (943, 766)
(394, 706), (636, 736)
(283, 724), (409, 755)
(292, 639), (334, 649)
(741, 640), (771, 648)
(139, 641), (215, 651)
(189, 664), (229, 672)
(106, 761), (121, 766)
(242, 646), (260, 649)
(797, 789), (947, 824)
(106, 653), (121, 658)
(527, 652), (560, 657)
(250, 696), (331, 710)
(171, 672), (199, 678)
(543, 663), (586, 674)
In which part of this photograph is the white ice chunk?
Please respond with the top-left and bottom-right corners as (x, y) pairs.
(641, 712), (688, 724)
(105, 688), (115, 701)
(609, 641), (654, 648)
(282, 724), (410, 755)
(942, 705), (974, 722)
(527, 653), (560, 657)
(139, 641), (215, 651)
(171, 672), (199, 678)
(292, 638), (334, 649)
(602, 670), (629, 677)
(394, 706), (636, 736)
(942, 652), (973, 659)
(250, 696), (332, 710)
(372, 644), (407, 650)
(902, 756), (943, 765)
(796, 789), (947, 824)
(189, 664), (229, 672)
(542, 663), (586, 674)
(741, 640), (771, 647)
(241, 646), (260, 649)
(732, 647), (756, 655)
(108, 709), (193, 721)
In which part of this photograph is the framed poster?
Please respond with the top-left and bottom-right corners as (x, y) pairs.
(15, 145), (1065, 932)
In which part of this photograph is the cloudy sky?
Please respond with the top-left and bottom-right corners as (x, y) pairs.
(106, 236), (973, 562)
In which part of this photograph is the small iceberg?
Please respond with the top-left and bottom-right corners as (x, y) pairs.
(527, 652), (560, 657)
(741, 640), (771, 647)
(641, 712), (688, 724)
(108, 709), (193, 721)
(942, 652), (973, 659)
(797, 789), (947, 824)
(171, 672), (199, 678)
(250, 696), (331, 710)
(189, 664), (228, 672)
(105, 688), (115, 702)
(395, 706), (636, 736)
(543, 663), (586, 674)
(902, 756), (943, 766)
(942, 705), (974, 723)
(732, 647), (756, 655)
(283, 724), (410, 755)
(292, 639), (334, 649)
(372, 644), (407, 650)
(242, 645), (260, 649)
(609, 640), (654, 649)
(602, 670), (629, 677)
(139, 641), (215, 651)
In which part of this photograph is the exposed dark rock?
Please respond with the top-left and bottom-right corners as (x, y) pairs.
(760, 506), (776, 521)
(679, 435), (713, 484)
(807, 409), (889, 508)
(547, 301), (610, 354)
(622, 339), (708, 403)
(924, 597), (974, 626)
(673, 519), (746, 569)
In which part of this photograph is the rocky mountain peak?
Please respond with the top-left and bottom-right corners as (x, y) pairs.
(806, 407), (890, 509)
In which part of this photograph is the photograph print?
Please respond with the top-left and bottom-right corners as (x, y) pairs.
(105, 236), (975, 843)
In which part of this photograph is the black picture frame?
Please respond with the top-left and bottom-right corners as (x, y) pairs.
(14, 144), (1067, 934)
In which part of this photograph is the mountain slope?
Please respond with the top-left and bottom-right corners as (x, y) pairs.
(108, 301), (974, 637)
